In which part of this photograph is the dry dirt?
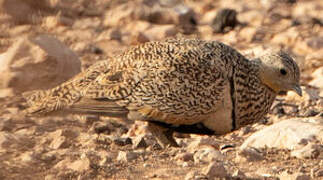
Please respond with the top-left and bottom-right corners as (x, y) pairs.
(0, 0), (322, 180)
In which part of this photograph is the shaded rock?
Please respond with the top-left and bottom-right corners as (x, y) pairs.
(0, 132), (17, 150)
(112, 137), (132, 146)
(193, 147), (225, 163)
(117, 151), (138, 162)
(132, 135), (148, 149)
(92, 121), (111, 134)
(241, 117), (323, 150)
(202, 162), (228, 179)
(236, 147), (264, 162)
(0, 35), (81, 94)
(212, 8), (238, 33)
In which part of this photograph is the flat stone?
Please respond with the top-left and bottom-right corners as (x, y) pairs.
(241, 117), (323, 150)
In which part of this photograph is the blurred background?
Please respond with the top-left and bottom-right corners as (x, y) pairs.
(0, 0), (322, 179)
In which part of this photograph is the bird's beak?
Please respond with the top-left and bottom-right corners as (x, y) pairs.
(292, 85), (302, 96)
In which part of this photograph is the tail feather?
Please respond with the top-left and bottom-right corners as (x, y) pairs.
(23, 89), (129, 117)
(22, 90), (51, 115)
(68, 98), (129, 117)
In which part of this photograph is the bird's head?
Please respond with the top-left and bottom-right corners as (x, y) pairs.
(256, 50), (302, 96)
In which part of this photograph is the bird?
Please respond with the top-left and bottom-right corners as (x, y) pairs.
(23, 38), (302, 147)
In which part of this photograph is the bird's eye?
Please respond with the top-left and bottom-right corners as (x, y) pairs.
(280, 69), (287, 75)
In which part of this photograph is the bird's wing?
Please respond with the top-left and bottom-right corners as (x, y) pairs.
(71, 39), (230, 123)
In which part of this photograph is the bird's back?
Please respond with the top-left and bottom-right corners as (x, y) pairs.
(23, 38), (277, 133)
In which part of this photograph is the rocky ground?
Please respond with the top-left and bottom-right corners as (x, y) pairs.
(0, 0), (322, 179)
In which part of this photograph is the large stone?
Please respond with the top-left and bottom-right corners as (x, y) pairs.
(0, 35), (81, 94)
(241, 117), (323, 150)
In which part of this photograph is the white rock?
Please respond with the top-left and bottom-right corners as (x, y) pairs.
(117, 151), (138, 162)
(291, 143), (322, 159)
(0, 35), (81, 94)
(241, 117), (323, 150)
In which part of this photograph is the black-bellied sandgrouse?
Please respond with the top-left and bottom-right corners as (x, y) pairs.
(23, 38), (302, 147)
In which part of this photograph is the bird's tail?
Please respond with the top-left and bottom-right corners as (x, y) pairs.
(23, 89), (52, 115)
(22, 81), (82, 116)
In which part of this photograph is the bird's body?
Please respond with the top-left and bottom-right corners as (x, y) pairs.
(23, 38), (301, 145)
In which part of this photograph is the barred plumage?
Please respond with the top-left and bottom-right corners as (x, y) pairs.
(23, 38), (302, 147)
